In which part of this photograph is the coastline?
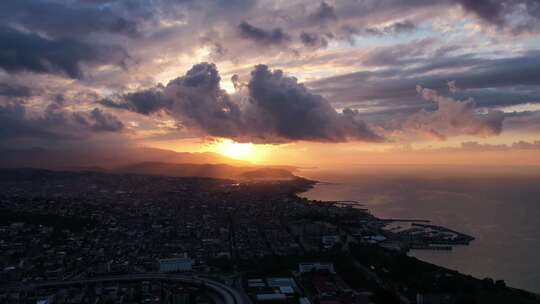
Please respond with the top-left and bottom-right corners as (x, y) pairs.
(292, 177), (475, 253)
(289, 177), (540, 301)
(294, 173), (540, 295)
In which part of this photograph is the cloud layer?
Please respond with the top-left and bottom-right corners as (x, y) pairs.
(1, 0), (540, 151)
(403, 86), (505, 140)
(1, 97), (123, 143)
(102, 63), (382, 143)
(0, 26), (128, 78)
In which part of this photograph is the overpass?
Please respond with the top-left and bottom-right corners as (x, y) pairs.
(2, 273), (245, 304)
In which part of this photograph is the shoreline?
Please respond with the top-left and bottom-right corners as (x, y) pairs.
(293, 177), (475, 252)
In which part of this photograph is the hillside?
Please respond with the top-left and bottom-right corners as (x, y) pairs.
(117, 162), (297, 180)
(0, 146), (247, 170)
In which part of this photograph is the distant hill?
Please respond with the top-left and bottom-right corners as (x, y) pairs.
(0, 146), (248, 170)
(0, 146), (299, 180)
(116, 162), (297, 180)
(237, 167), (295, 180)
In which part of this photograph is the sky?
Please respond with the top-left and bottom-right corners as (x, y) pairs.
(2, 0), (540, 167)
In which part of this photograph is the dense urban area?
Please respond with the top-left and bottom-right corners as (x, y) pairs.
(1, 168), (538, 304)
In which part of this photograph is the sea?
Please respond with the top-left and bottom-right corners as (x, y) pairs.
(298, 165), (540, 294)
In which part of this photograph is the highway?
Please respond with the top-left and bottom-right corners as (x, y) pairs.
(2, 273), (245, 304)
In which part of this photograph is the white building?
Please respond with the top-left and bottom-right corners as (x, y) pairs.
(298, 262), (335, 274)
(159, 256), (193, 273)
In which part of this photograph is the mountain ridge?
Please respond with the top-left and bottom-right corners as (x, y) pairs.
(116, 161), (297, 180)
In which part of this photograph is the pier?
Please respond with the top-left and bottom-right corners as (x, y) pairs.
(327, 200), (367, 207)
(381, 218), (431, 223)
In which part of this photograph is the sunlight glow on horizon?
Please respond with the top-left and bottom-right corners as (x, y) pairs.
(207, 139), (261, 163)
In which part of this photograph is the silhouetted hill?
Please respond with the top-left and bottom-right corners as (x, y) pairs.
(0, 146), (247, 169)
(116, 162), (297, 180)
(238, 167), (295, 180)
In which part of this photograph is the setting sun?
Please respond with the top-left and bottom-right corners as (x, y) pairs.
(221, 141), (253, 160)
(211, 139), (255, 161)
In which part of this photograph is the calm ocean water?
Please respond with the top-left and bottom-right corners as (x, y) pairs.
(298, 166), (540, 294)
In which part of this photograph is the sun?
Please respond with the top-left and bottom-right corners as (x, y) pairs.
(212, 139), (255, 161)
(221, 141), (253, 160)
(206, 138), (276, 163)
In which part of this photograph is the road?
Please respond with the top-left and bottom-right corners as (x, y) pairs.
(1, 273), (245, 304)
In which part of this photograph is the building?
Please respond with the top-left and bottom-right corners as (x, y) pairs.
(247, 279), (266, 288)
(321, 235), (340, 248)
(299, 297), (311, 304)
(256, 294), (286, 301)
(159, 256), (193, 273)
(267, 277), (298, 291)
(298, 262), (335, 274)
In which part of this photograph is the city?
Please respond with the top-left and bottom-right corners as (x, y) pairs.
(3, 0), (540, 302)
(1, 169), (537, 304)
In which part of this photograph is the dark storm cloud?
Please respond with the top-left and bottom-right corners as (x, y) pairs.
(455, 0), (506, 25)
(301, 0), (540, 39)
(0, 102), (37, 140)
(299, 32), (328, 48)
(246, 65), (382, 142)
(165, 63), (245, 138)
(310, 1), (338, 23)
(238, 22), (291, 45)
(104, 63), (245, 138)
(454, 0), (540, 33)
(73, 108), (125, 132)
(100, 87), (171, 115)
(309, 48), (540, 112)
(390, 20), (417, 33)
(302, 45), (540, 139)
(0, 83), (31, 98)
(102, 63), (383, 143)
(0, 99), (123, 141)
(3, 0), (540, 147)
(0, 1), (139, 38)
(0, 26), (129, 78)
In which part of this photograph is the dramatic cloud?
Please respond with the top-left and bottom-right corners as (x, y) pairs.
(2, 0), (540, 151)
(308, 48), (540, 113)
(238, 22), (290, 45)
(102, 63), (383, 143)
(73, 108), (125, 132)
(0, 26), (128, 78)
(403, 86), (505, 140)
(164, 63), (245, 138)
(101, 87), (171, 115)
(0, 98), (124, 142)
(299, 32), (328, 48)
(0, 83), (31, 98)
(310, 1), (338, 23)
(245, 65), (382, 142)
(0, 1), (139, 38)
(455, 0), (540, 33)
(102, 63), (248, 139)
(456, 0), (507, 25)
